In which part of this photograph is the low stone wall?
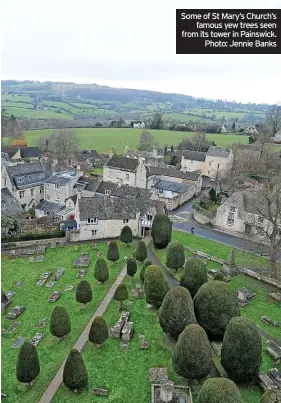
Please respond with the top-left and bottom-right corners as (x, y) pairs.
(193, 209), (216, 225)
(1, 237), (66, 250)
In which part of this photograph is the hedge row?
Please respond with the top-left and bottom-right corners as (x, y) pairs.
(1, 230), (65, 243)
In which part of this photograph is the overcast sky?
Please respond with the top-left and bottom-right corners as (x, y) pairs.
(1, 0), (281, 104)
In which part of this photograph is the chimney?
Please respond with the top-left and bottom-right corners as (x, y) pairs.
(152, 147), (157, 158)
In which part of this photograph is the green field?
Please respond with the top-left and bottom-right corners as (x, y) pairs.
(163, 113), (211, 122)
(2, 107), (72, 120)
(4, 128), (250, 154)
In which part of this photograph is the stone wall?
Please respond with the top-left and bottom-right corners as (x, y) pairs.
(1, 237), (65, 250)
(193, 208), (216, 225)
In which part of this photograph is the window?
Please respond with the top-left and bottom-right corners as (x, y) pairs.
(55, 198), (60, 202)
(218, 163), (220, 168)
(19, 191), (25, 199)
(109, 170), (113, 178)
(258, 216), (263, 224)
(3, 178), (7, 187)
(92, 230), (97, 236)
(87, 217), (98, 224)
(17, 177), (22, 182)
(126, 173), (130, 180)
(208, 171), (210, 175)
(229, 206), (236, 213)
(227, 218), (234, 226)
(46, 195), (50, 201)
(68, 201), (72, 207)
(147, 214), (153, 221)
(31, 188), (34, 196)
(40, 186), (44, 194)
(158, 189), (163, 194)
(105, 190), (110, 195)
(55, 184), (59, 189)
(123, 219), (129, 223)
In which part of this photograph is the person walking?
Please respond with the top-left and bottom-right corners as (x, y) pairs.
(191, 227), (195, 234)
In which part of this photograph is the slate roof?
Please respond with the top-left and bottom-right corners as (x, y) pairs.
(111, 185), (152, 199)
(20, 147), (42, 159)
(95, 181), (118, 195)
(181, 150), (206, 161)
(6, 162), (45, 177)
(1, 146), (19, 159)
(154, 179), (192, 194)
(206, 146), (231, 158)
(105, 155), (139, 172)
(237, 144), (262, 152)
(1, 188), (23, 216)
(6, 162), (47, 189)
(35, 200), (65, 214)
(78, 197), (165, 221)
(73, 149), (99, 162)
(147, 167), (200, 181)
(45, 171), (78, 185)
(76, 176), (101, 192)
(60, 220), (77, 228)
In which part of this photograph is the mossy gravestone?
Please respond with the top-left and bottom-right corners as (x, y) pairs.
(222, 249), (238, 276)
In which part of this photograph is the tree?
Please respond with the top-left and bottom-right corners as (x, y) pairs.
(50, 306), (71, 341)
(213, 271), (224, 281)
(221, 317), (262, 383)
(126, 257), (137, 281)
(1, 108), (10, 137)
(198, 378), (242, 403)
(63, 349), (88, 392)
(150, 112), (164, 130)
(248, 135), (256, 144)
(88, 316), (108, 347)
(170, 154), (180, 166)
(180, 258), (208, 297)
(113, 283), (129, 310)
(36, 128), (80, 162)
(135, 240), (147, 262)
(209, 188), (217, 202)
(193, 281), (240, 340)
(16, 342), (40, 387)
(137, 130), (155, 151)
(166, 241), (185, 270)
(120, 226), (133, 246)
(94, 258), (109, 284)
(1, 215), (20, 234)
(260, 389), (281, 403)
(172, 324), (212, 380)
(144, 265), (170, 308)
(107, 241), (119, 263)
(76, 280), (93, 308)
(267, 104), (281, 135)
(151, 213), (172, 249)
(140, 259), (152, 283)
(158, 286), (196, 338)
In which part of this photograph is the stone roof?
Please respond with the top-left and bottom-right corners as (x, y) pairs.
(206, 146), (231, 158)
(35, 200), (65, 214)
(105, 155), (139, 172)
(78, 197), (165, 221)
(237, 144), (262, 152)
(6, 162), (45, 177)
(73, 149), (99, 162)
(1, 146), (19, 159)
(1, 188), (23, 216)
(181, 150), (206, 161)
(45, 171), (78, 185)
(95, 181), (118, 194)
(6, 162), (47, 189)
(76, 176), (101, 192)
(20, 147), (42, 159)
(154, 179), (192, 194)
(147, 166), (200, 181)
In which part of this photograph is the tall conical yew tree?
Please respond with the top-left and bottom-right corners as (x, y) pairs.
(126, 257), (137, 281)
(88, 316), (109, 347)
(135, 240), (147, 262)
(113, 283), (129, 310)
(144, 265), (170, 308)
(94, 258), (109, 284)
(50, 306), (71, 341)
(166, 241), (185, 270)
(107, 241), (119, 263)
(139, 259), (152, 283)
(63, 349), (88, 392)
(76, 280), (93, 308)
(180, 257), (207, 297)
(16, 342), (40, 387)
(198, 378), (242, 403)
(151, 213), (172, 249)
(120, 226), (133, 246)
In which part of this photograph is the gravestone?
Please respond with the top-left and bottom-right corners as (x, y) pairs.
(266, 340), (281, 360)
(46, 281), (55, 288)
(121, 341), (128, 352)
(92, 388), (108, 396)
(29, 256), (34, 262)
(6, 322), (21, 334)
(208, 269), (218, 277)
(6, 306), (25, 320)
(6, 291), (16, 300)
(237, 288), (256, 307)
(73, 252), (90, 267)
(54, 267), (65, 281)
(30, 332), (44, 346)
(122, 321), (134, 341)
(35, 255), (44, 263)
(149, 367), (168, 383)
(76, 269), (87, 278)
(36, 272), (51, 286)
(38, 245), (46, 254)
(9, 250), (16, 256)
(51, 242), (56, 248)
(1, 393), (7, 399)
(110, 319), (125, 338)
(1, 291), (11, 313)
(160, 380), (174, 403)
(14, 280), (23, 288)
(36, 279), (46, 287)
(131, 284), (145, 298)
(11, 336), (26, 349)
(259, 373), (277, 391)
(269, 292), (281, 303)
(269, 368), (281, 389)
(222, 249), (238, 276)
(36, 318), (47, 328)
(140, 333), (149, 349)
(262, 316), (279, 328)
(92, 243), (97, 249)
(211, 341), (223, 357)
(64, 284), (74, 292)
(48, 291), (61, 302)
(73, 245), (79, 251)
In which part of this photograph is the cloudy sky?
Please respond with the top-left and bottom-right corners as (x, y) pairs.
(2, 0), (281, 104)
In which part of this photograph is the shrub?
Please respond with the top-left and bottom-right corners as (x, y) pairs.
(144, 265), (170, 308)
(151, 213), (172, 249)
(194, 281), (240, 340)
(113, 284), (129, 310)
(76, 280), (93, 308)
(50, 306), (71, 340)
(94, 258), (109, 283)
(16, 342), (40, 387)
(120, 226), (133, 246)
(180, 258), (208, 297)
(107, 241), (119, 263)
(166, 241), (185, 270)
(135, 240), (147, 262)
(88, 316), (108, 346)
(221, 317), (262, 383)
(63, 349), (88, 391)
(172, 324), (212, 380)
(213, 272), (224, 281)
(260, 390), (281, 403)
(198, 378), (242, 403)
(139, 259), (152, 283)
(158, 286), (196, 338)
(126, 257), (137, 280)
(2, 230), (65, 243)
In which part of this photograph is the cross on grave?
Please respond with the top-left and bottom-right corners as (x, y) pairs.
(11, 336), (26, 349)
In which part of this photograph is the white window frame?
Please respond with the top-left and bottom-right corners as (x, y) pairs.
(4, 178), (7, 187)
(227, 218), (234, 226)
(87, 217), (98, 224)
(31, 188), (34, 196)
(46, 195), (51, 201)
(229, 206), (236, 213)
(123, 219), (129, 223)
(92, 229), (97, 236)
(40, 186), (44, 193)
(55, 184), (59, 189)
(19, 190), (25, 199)
(125, 173), (130, 180)
(105, 190), (110, 196)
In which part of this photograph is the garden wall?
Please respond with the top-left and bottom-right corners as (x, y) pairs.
(1, 237), (66, 251)
(193, 208), (216, 225)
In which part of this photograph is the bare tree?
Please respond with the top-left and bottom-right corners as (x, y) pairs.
(267, 104), (281, 136)
(36, 129), (80, 162)
(137, 130), (155, 151)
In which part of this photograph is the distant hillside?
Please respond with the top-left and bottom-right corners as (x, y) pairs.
(1, 80), (270, 127)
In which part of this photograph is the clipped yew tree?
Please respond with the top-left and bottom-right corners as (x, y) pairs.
(63, 349), (88, 392)
(88, 316), (109, 347)
(94, 257), (109, 284)
(126, 257), (137, 281)
(213, 271), (224, 281)
(144, 265), (170, 308)
(76, 280), (93, 308)
(260, 389), (281, 403)
(107, 240), (119, 263)
(194, 281), (240, 340)
(221, 317), (262, 383)
(140, 259), (152, 283)
(180, 257), (208, 297)
(120, 225), (133, 246)
(135, 240), (147, 262)
(16, 342), (40, 387)
(113, 283), (129, 310)
(166, 241), (185, 270)
(198, 378), (242, 403)
(151, 213), (172, 249)
(158, 286), (196, 339)
(172, 324), (212, 380)
(50, 306), (71, 341)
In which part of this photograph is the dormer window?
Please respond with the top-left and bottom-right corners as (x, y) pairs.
(87, 217), (98, 224)
(55, 184), (59, 189)
(123, 219), (129, 223)
(105, 190), (110, 196)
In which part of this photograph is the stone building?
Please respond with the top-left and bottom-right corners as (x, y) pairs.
(103, 155), (147, 189)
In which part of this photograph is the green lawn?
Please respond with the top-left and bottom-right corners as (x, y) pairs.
(163, 113), (211, 122)
(2, 94), (33, 103)
(2, 128), (251, 154)
(2, 107), (73, 120)
(1, 242), (127, 403)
